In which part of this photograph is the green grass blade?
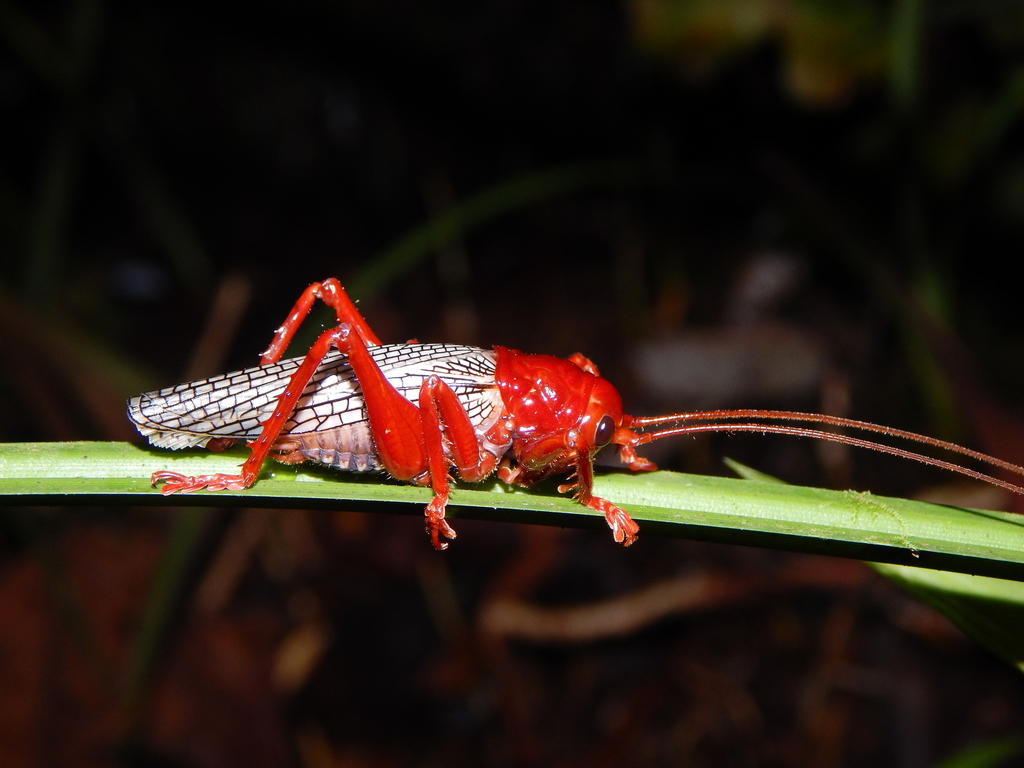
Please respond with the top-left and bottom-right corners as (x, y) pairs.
(287, 160), (641, 355)
(119, 506), (214, 734)
(348, 160), (639, 303)
(3, 442), (1024, 581)
(929, 736), (1022, 768)
(873, 563), (1024, 673)
(723, 457), (1024, 673)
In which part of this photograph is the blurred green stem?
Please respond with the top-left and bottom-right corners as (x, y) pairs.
(25, 121), (77, 303)
(119, 507), (215, 739)
(288, 160), (641, 354)
(889, 0), (924, 115)
(349, 159), (640, 302)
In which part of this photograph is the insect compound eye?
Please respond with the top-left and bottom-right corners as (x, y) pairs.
(593, 415), (616, 447)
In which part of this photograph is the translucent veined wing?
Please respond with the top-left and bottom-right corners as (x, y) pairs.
(128, 344), (501, 450)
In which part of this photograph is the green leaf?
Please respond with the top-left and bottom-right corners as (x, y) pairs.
(929, 735), (1022, 768)
(3, 442), (1024, 582)
(722, 456), (788, 484)
(873, 563), (1024, 673)
(722, 458), (1024, 673)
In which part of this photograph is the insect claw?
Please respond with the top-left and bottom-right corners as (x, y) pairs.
(151, 471), (187, 493)
(425, 499), (457, 551)
(426, 514), (457, 551)
(582, 495), (639, 546)
(150, 471), (249, 494)
(430, 527), (452, 550)
(608, 508), (639, 546)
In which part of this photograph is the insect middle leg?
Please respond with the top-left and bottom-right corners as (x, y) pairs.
(416, 374), (505, 548)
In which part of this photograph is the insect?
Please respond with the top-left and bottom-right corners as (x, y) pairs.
(128, 278), (1024, 549)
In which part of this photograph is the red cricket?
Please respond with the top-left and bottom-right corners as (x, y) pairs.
(128, 278), (1024, 549)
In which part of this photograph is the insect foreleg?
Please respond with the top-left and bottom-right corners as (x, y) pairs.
(562, 453), (640, 546)
(260, 278), (382, 365)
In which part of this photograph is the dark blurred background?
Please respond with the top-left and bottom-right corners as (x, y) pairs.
(5, 0), (1024, 766)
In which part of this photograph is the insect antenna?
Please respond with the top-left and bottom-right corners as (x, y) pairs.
(628, 409), (1024, 497)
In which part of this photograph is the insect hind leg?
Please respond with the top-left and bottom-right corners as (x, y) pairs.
(152, 323), (372, 496)
(260, 278), (382, 365)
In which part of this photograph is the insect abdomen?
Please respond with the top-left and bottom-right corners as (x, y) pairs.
(272, 423), (381, 472)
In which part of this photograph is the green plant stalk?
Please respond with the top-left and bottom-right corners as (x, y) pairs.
(118, 506), (213, 736)
(726, 459), (1024, 674)
(348, 160), (639, 304)
(3, 441), (1024, 581)
(873, 563), (1024, 673)
(288, 161), (641, 354)
(927, 735), (1022, 768)
(888, 0), (923, 115)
